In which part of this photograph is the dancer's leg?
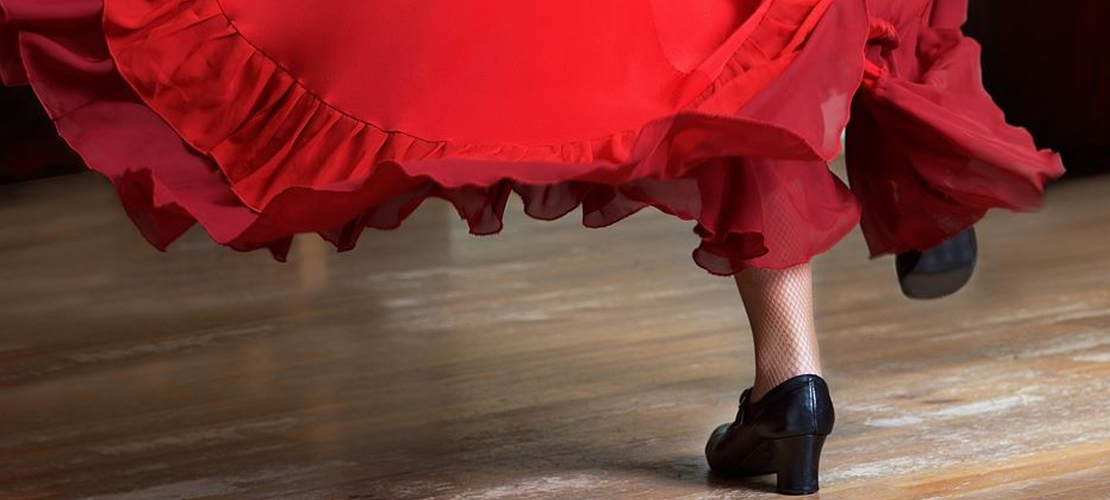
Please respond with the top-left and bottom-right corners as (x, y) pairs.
(735, 264), (822, 401)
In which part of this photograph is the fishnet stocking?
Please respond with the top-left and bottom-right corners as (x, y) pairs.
(735, 264), (822, 402)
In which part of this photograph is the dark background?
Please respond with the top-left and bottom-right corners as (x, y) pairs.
(965, 0), (1110, 178)
(0, 85), (84, 183)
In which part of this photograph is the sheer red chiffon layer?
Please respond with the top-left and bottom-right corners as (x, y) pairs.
(847, 0), (1065, 255)
(0, 0), (1063, 274)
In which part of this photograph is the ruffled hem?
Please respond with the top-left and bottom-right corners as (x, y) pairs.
(0, 0), (869, 275)
(0, 0), (1065, 275)
(101, 0), (849, 212)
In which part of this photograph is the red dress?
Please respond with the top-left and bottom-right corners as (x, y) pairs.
(0, 0), (1062, 275)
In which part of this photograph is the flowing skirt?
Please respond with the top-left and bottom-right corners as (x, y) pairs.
(0, 0), (1063, 274)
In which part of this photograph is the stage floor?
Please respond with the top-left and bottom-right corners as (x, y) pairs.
(2, 169), (1109, 500)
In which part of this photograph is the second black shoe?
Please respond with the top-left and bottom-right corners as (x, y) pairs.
(896, 227), (977, 300)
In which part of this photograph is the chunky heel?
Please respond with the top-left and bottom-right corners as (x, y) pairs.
(771, 434), (826, 495)
(705, 375), (835, 494)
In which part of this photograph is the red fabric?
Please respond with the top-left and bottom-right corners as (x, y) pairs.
(102, 0), (849, 210)
(846, 0), (1065, 255)
(0, 0), (1063, 274)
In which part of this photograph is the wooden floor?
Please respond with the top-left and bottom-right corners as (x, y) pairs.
(1, 168), (1109, 500)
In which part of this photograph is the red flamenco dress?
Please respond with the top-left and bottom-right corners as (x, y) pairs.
(0, 0), (1063, 275)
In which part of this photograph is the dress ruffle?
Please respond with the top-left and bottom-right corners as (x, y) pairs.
(104, 0), (849, 215)
(0, 0), (1063, 274)
(846, 0), (1065, 255)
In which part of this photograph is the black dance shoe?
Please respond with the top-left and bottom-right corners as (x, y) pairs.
(706, 374), (834, 495)
(896, 227), (977, 300)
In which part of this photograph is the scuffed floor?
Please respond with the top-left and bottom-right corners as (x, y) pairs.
(1, 170), (1109, 500)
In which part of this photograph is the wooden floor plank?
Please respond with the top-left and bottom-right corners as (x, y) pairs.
(1, 169), (1108, 499)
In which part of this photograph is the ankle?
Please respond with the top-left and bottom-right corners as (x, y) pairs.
(752, 370), (822, 402)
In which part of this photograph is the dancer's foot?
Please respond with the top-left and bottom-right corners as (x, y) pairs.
(706, 374), (834, 495)
(896, 228), (977, 299)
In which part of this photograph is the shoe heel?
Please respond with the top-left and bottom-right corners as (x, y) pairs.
(771, 434), (826, 495)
